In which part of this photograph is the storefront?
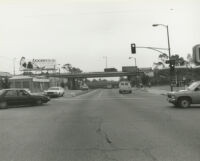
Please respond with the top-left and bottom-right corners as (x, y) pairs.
(9, 76), (50, 92)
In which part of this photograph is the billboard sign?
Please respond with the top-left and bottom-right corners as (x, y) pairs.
(193, 44), (200, 65)
(20, 57), (56, 71)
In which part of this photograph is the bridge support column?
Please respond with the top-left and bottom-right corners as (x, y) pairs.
(68, 78), (79, 90)
(127, 75), (137, 87)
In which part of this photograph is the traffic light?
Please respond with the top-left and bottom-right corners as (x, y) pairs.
(131, 43), (136, 54)
(170, 59), (175, 72)
(165, 59), (175, 72)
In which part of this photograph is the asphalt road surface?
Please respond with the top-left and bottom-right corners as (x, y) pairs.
(1, 89), (200, 161)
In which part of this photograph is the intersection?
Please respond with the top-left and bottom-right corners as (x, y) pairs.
(0, 89), (200, 161)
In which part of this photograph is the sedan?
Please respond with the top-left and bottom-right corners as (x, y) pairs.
(44, 87), (65, 97)
(0, 88), (50, 109)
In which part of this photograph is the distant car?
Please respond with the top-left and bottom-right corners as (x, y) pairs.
(167, 81), (200, 108)
(119, 81), (132, 94)
(107, 85), (112, 89)
(44, 87), (65, 97)
(0, 88), (50, 109)
(80, 84), (89, 90)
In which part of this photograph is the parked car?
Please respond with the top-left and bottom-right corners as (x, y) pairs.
(167, 81), (200, 108)
(119, 81), (132, 94)
(80, 84), (89, 90)
(0, 88), (50, 109)
(44, 87), (65, 97)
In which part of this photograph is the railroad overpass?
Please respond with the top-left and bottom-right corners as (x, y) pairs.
(45, 71), (141, 78)
(27, 70), (144, 89)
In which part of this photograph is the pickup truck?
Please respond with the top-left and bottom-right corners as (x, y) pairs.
(167, 81), (200, 108)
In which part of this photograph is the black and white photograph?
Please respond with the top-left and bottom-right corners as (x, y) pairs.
(0, 0), (200, 160)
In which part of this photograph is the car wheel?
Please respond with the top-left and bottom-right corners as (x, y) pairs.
(178, 98), (191, 108)
(0, 102), (7, 109)
(36, 99), (42, 106)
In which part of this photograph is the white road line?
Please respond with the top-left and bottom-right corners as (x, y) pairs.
(97, 90), (103, 98)
(52, 97), (145, 101)
(76, 89), (98, 97)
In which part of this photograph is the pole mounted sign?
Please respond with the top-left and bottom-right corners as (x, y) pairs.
(193, 44), (200, 65)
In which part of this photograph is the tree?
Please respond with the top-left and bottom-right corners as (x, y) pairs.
(62, 63), (82, 73)
(0, 77), (10, 89)
(153, 53), (168, 69)
(185, 53), (194, 67)
(170, 54), (186, 66)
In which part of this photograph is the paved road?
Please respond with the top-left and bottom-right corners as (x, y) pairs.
(1, 89), (200, 161)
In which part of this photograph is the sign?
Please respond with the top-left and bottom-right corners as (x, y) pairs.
(193, 44), (200, 65)
(20, 57), (56, 71)
(122, 66), (138, 72)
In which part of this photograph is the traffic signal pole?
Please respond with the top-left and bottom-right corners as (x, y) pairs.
(166, 25), (173, 91)
(131, 44), (174, 91)
(131, 24), (173, 91)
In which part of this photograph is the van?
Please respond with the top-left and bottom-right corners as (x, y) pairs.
(119, 81), (132, 94)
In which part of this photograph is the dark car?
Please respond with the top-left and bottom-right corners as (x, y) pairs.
(0, 88), (50, 109)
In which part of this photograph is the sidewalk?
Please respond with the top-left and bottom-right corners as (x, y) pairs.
(142, 85), (185, 95)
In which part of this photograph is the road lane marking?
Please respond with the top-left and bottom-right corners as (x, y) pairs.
(51, 97), (145, 101)
(97, 90), (103, 98)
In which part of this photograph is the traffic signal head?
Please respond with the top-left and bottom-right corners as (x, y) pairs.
(131, 43), (136, 54)
(169, 59), (175, 72)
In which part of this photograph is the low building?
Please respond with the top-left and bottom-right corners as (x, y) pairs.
(0, 72), (12, 78)
(9, 76), (50, 92)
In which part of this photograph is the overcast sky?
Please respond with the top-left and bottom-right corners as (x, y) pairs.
(0, 0), (200, 74)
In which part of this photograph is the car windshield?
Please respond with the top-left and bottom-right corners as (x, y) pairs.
(187, 82), (200, 91)
(49, 87), (60, 90)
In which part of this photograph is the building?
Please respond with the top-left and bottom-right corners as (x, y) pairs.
(0, 72), (12, 78)
(9, 76), (50, 92)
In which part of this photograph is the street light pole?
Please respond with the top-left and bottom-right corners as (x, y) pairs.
(129, 57), (137, 66)
(129, 57), (137, 87)
(13, 58), (16, 76)
(152, 24), (173, 91)
(103, 56), (108, 68)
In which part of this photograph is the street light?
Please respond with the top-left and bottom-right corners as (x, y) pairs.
(129, 57), (137, 66)
(103, 56), (108, 68)
(152, 23), (173, 91)
(152, 24), (171, 58)
(57, 64), (61, 86)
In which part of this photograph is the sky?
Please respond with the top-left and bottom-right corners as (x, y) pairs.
(0, 0), (200, 75)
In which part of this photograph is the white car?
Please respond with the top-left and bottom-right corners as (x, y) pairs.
(119, 81), (132, 94)
(44, 87), (65, 97)
(80, 84), (89, 90)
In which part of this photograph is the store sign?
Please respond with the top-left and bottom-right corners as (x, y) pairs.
(20, 57), (56, 71)
(193, 44), (200, 65)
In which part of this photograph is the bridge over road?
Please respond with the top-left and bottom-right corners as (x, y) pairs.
(31, 71), (144, 89)
(45, 71), (142, 78)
